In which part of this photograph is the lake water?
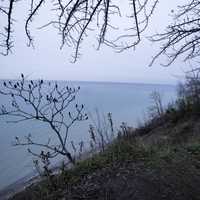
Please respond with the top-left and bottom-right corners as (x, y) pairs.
(0, 81), (176, 191)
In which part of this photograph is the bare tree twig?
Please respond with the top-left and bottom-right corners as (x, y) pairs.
(149, 0), (200, 66)
(0, 0), (158, 61)
(0, 74), (88, 164)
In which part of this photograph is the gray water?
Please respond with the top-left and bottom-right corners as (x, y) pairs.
(0, 81), (176, 190)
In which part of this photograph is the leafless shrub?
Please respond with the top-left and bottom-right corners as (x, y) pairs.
(0, 74), (88, 165)
(118, 122), (134, 139)
(89, 110), (115, 152)
(70, 140), (85, 158)
(176, 69), (200, 114)
(33, 156), (57, 191)
(148, 90), (164, 119)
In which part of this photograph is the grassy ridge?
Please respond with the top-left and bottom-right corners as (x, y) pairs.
(10, 114), (200, 200)
(10, 75), (200, 200)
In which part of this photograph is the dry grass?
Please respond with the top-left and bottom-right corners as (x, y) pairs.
(10, 112), (200, 200)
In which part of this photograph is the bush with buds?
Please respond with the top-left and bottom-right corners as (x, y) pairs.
(0, 74), (88, 165)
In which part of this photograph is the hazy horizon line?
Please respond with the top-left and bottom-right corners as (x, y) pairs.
(0, 77), (177, 87)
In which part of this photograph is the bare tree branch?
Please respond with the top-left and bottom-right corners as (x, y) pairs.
(150, 0), (200, 66)
(0, 0), (159, 61)
(0, 74), (88, 164)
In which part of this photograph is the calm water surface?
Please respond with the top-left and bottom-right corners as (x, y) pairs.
(0, 81), (176, 190)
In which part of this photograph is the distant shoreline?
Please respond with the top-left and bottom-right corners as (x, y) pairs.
(0, 172), (37, 200)
(0, 149), (97, 200)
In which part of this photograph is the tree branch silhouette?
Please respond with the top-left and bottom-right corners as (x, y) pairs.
(150, 0), (200, 66)
(0, 74), (88, 164)
(0, 0), (158, 61)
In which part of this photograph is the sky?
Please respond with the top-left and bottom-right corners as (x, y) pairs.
(0, 0), (190, 84)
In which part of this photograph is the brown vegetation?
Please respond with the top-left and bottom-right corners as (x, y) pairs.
(8, 72), (200, 200)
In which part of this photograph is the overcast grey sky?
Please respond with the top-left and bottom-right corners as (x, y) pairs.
(0, 0), (189, 84)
